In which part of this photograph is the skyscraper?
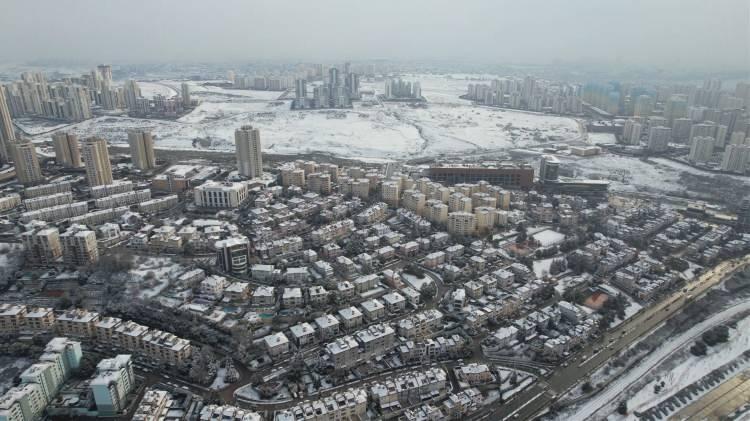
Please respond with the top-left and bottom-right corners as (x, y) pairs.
(97, 64), (113, 85)
(181, 83), (190, 106)
(295, 79), (307, 100)
(688, 136), (716, 163)
(123, 80), (141, 110)
(235, 125), (263, 178)
(11, 139), (43, 186)
(664, 95), (688, 125)
(127, 130), (156, 170)
(634, 94), (653, 117)
(81, 137), (113, 186)
(329, 68), (340, 87)
(0, 85), (15, 163)
(52, 133), (81, 168)
(721, 145), (750, 174)
(647, 126), (672, 152)
(629, 122), (643, 145)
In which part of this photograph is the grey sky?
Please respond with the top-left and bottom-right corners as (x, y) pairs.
(1, 0), (748, 70)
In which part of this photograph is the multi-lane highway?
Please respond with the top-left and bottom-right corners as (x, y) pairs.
(473, 254), (750, 420)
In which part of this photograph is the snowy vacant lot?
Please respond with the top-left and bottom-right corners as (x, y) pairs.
(30, 75), (583, 160)
(128, 257), (186, 299)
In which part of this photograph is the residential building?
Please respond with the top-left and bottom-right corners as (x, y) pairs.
(11, 139), (43, 186)
(127, 130), (156, 170)
(81, 137), (113, 186)
(52, 132), (81, 168)
(60, 225), (99, 266)
(235, 125), (263, 178)
(90, 355), (135, 415)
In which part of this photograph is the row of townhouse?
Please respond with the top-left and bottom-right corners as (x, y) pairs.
(0, 305), (192, 366)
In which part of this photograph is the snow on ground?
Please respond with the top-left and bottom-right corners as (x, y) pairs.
(0, 357), (32, 394)
(210, 368), (228, 390)
(13, 118), (71, 135)
(128, 257), (185, 299)
(137, 81), (178, 99)
(562, 153), (750, 196)
(561, 300), (750, 420)
(533, 257), (555, 278)
(532, 229), (566, 247)
(587, 132), (616, 143)
(28, 74), (583, 160)
(650, 157), (750, 185)
(402, 273), (433, 291)
(618, 316), (750, 418)
(0, 243), (24, 284)
(553, 274), (590, 295)
(561, 153), (687, 193)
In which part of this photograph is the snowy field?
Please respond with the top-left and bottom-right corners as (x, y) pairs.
(137, 81), (178, 99)
(533, 257), (555, 278)
(532, 230), (566, 247)
(27, 74), (583, 160)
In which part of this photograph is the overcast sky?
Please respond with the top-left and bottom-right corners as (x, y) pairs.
(1, 0), (748, 70)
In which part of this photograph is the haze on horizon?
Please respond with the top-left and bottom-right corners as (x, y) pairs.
(1, 0), (748, 71)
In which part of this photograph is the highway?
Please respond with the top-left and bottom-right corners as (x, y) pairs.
(472, 254), (750, 420)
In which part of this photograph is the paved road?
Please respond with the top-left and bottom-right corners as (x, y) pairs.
(472, 254), (750, 420)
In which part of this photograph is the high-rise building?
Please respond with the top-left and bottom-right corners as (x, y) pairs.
(295, 79), (307, 100)
(235, 125), (263, 178)
(539, 155), (560, 182)
(11, 139), (43, 186)
(0, 383), (46, 421)
(688, 136), (716, 163)
(715, 124), (729, 148)
(647, 126), (672, 152)
(672, 117), (693, 142)
(721, 145), (750, 174)
(180, 82), (190, 106)
(633, 94), (653, 117)
(97, 64), (113, 85)
(90, 355), (135, 416)
(629, 122), (643, 145)
(21, 227), (62, 266)
(81, 137), (113, 186)
(381, 181), (400, 208)
(730, 131), (748, 146)
(0, 85), (15, 163)
(664, 95), (688, 125)
(52, 132), (81, 168)
(61, 225), (99, 266)
(123, 80), (141, 111)
(215, 236), (251, 275)
(329, 68), (340, 87)
(127, 130), (156, 170)
(43, 337), (83, 376)
(448, 212), (477, 237)
(689, 122), (717, 142)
